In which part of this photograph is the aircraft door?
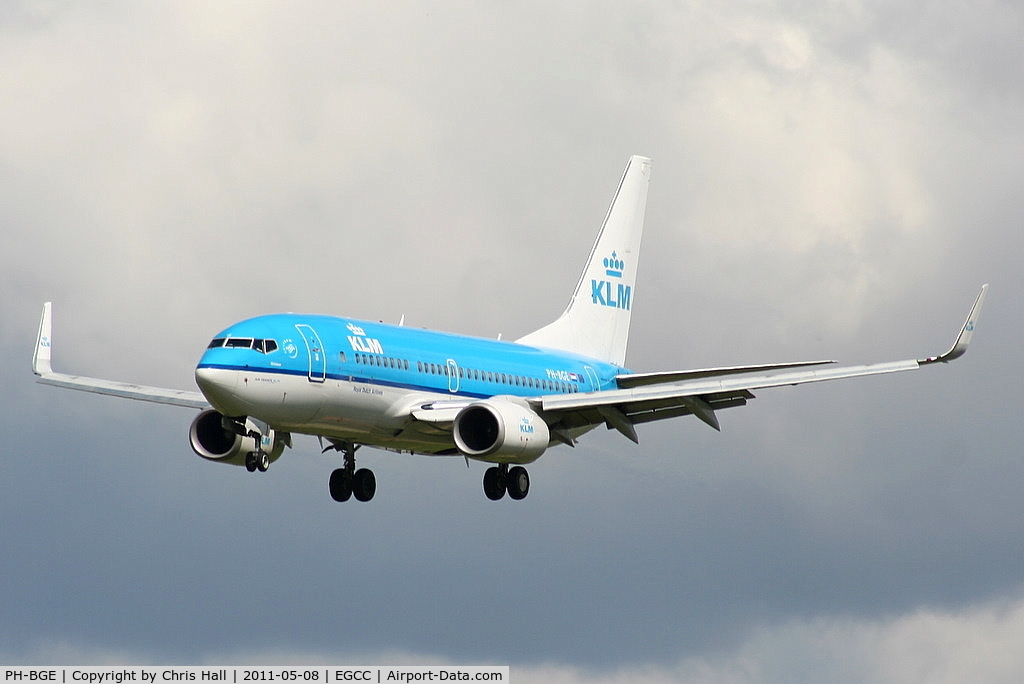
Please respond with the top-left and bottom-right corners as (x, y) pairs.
(584, 366), (601, 392)
(295, 324), (327, 383)
(447, 359), (460, 393)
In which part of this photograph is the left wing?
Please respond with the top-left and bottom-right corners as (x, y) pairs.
(33, 302), (209, 409)
(532, 285), (989, 442)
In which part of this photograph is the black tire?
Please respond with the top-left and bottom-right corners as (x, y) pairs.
(256, 452), (270, 472)
(329, 468), (352, 502)
(483, 466), (506, 501)
(245, 452), (258, 473)
(353, 468), (376, 502)
(507, 466), (530, 500)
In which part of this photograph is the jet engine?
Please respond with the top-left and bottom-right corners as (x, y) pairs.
(189, 409), (288, 466)
(453, 399), (550, 463)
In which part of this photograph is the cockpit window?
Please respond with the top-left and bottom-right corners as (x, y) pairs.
(208, 337), (277, 353)
(254, 339), (278, 354)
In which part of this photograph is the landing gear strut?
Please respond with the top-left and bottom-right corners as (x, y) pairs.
(328, 442), (375, 503)
(223, 416), (268, 474)
(483, 464), (530, 501)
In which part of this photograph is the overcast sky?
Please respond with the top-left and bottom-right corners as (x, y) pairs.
(1, 1), (1021, 681)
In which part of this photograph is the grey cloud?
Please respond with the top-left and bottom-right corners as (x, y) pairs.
(1, 0), (1021, 676)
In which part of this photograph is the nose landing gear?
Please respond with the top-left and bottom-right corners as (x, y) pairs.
(220, 416), (269, 473)
(245, 449), (270, 473)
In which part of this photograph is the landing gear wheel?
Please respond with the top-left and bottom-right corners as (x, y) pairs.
(245, 452), (258, 473)
(327, 443), (375, 503)
(256, 451), (270, 472)
(353, 468), (376, 502)
(329, 468), (352, 502)
(507, 466), (530, 500)
(483, 466), (506, 501)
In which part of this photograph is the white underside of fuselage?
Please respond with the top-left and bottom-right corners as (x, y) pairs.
(198, 367), (594, 459)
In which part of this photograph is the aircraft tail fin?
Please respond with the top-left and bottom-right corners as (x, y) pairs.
(517, 155), (651, 366)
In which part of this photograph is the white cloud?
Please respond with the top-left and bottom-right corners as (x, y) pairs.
(9, 593), (1024, 682)
(517, 594), (1024, 683)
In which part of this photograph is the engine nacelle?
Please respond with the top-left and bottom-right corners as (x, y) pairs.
(453, 399), (550, 463)
(189, 409), (288, 466)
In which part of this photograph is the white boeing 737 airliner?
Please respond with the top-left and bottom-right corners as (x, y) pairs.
(33, 156), (988, 502)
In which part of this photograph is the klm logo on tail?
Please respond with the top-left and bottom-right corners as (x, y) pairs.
(591, 251), (632, 310)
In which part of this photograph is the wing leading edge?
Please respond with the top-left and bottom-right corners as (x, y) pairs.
(533, 285), (989, 442)
(33, 302), (209, 410)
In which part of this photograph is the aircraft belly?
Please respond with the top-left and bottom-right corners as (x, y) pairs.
(269, 380), (458, 454)
(242, 372), (325, 425)
(320, 379), (400, 428)
(278, 379), (397, 428)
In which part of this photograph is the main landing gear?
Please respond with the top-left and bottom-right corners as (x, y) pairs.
(483, 464), (530, 501)
(328, 442), (376, 503)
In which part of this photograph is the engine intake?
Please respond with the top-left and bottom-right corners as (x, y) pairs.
(453, 399), (550, 463)
(189, 409), (287, 466)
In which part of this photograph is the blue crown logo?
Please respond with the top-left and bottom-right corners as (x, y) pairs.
(603, 252), (624, 278)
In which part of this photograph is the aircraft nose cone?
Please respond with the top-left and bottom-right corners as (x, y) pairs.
(195, 366), (246, 415)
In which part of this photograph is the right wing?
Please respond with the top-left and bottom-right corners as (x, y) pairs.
(614, 360), (837, 389)
(33, 302), (209, 410)
(531, 284), (989, 441)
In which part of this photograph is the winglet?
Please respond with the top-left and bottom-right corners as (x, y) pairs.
(919, 284), (988, 365)
(33, 302), (54, 376)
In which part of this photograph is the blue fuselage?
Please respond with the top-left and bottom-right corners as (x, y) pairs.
(194, 313), (625, 454)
